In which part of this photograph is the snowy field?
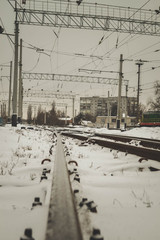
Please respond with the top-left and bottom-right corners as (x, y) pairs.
(65, 136), (160, 240)
(0, 125), (55, 240)
(95, 126), (160, 140)
(0, 125), (160, 240)
(65, 125), (160, 140)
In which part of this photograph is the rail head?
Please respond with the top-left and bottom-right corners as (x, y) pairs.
(45, 135), (83, 240)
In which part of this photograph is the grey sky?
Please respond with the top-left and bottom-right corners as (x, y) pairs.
(0, 0), (160, 116)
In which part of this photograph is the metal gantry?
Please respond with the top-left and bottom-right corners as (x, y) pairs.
(22, 72), (129, 86)
(8, 0), (160, 36)
(23, 89), (76, 99)
(23, 101), (68, 111)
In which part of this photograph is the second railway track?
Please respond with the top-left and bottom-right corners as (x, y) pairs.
(61, 131), (160, 162)
(94, 133), (160, 150)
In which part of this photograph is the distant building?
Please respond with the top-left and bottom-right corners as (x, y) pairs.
(58, 117), (72, 125)
(96, 115), (136, 128)
(81, 120), (93, 127)
(80, 96), (137, 117)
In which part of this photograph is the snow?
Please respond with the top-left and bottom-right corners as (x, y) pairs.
(66, 125), (160, 140)
(0, 125), (55, 240)
(64, 126), (160, 240)
(0, 125), (160, 240)
(95, 126), (160, 140)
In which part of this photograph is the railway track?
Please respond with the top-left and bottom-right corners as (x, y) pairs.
(61, 131), (160, 162)
(94, 133), (160, 150)
(18, 128), (159, 240)
(21, 128), (160, 240)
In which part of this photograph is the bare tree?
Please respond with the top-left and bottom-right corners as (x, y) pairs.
(148, 81), (160, 111)
(47, 101), (59, 125)
(27, 104), (32, 124)
(36, 105), (44, 125)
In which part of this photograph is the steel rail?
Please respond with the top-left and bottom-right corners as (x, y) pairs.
(45, 135), (83, 240)
(61, 132), (160, 162)
(94, 133), (160, 150)
(93, 137), (160, 162)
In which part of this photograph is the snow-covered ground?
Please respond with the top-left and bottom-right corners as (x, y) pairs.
(64, 125), (160, 140)
(0, 125), (55, 240)
(95, 126), (160, 140)
(65, 136), (160, 240)
(0, 125), (160, 240)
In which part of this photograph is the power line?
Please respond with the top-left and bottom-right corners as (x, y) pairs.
(96, 0), (152, 46)
(0, 17), (14, 51)
(25, 53), (41, 72)
(127, 40), (160, 59)
(141, 86), (155, 91)
(50, 0), (156, 74)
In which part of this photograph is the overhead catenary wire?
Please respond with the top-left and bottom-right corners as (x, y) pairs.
(77, 0), (154, 73)
(96, 0), (152, 47)
(22, 36), (118, 77)
(25, 53), (41, 72)
(20, 1), (157, 77)
(4, 0), (160, 105)
(127, 40), (160, 59)
(49, 2), (71, 73)
(88, 37), (160, 76)
(0, 17), (14, 52)
(102, 10), (155, 59)
(140, 65), (160, 73)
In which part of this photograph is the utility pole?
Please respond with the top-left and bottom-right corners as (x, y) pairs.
(135, 61), (143, 123)
(116, 54), (123, 129)
(44, 108), (46, 125)
(72, 97), (75, 125)
(107, 91), (110, 129)
(3, 103), (6, 118)
(18, 39), (23, 123)
(65, 105), (67, 125)
(1, 103), (6, 118)
(12, 1), (19, 126)
(8, 61), (12, 123)
(75, 109), (77, 120)
(124, 85), (128, 129)
(33, 106), (36, 125)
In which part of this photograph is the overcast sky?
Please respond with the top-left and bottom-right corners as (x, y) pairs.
(0, 0), (160, 116)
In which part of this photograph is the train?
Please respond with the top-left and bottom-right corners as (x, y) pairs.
(140, 111), (160, 126)
(0, 117), (3, 126)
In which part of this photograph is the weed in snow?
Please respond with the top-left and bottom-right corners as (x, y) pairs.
(78, 153), (84, 158)
(113, 198), (123, 207)
(0, 160), (16, 175)
(113, 150), (119, 159)
(30, 173), (37, 181)
(131, 189), (153, 208)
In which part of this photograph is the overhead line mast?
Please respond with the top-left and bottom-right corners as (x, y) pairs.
(12, 0), (19, 126)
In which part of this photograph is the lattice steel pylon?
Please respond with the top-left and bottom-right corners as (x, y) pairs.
(8, 0), (160, 36)
(23, 89), (76, 99)
(23, 101), (68, 108)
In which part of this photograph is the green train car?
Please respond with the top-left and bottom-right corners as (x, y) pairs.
(0, 117), (3, 126)
(140, 111), (160, 126)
